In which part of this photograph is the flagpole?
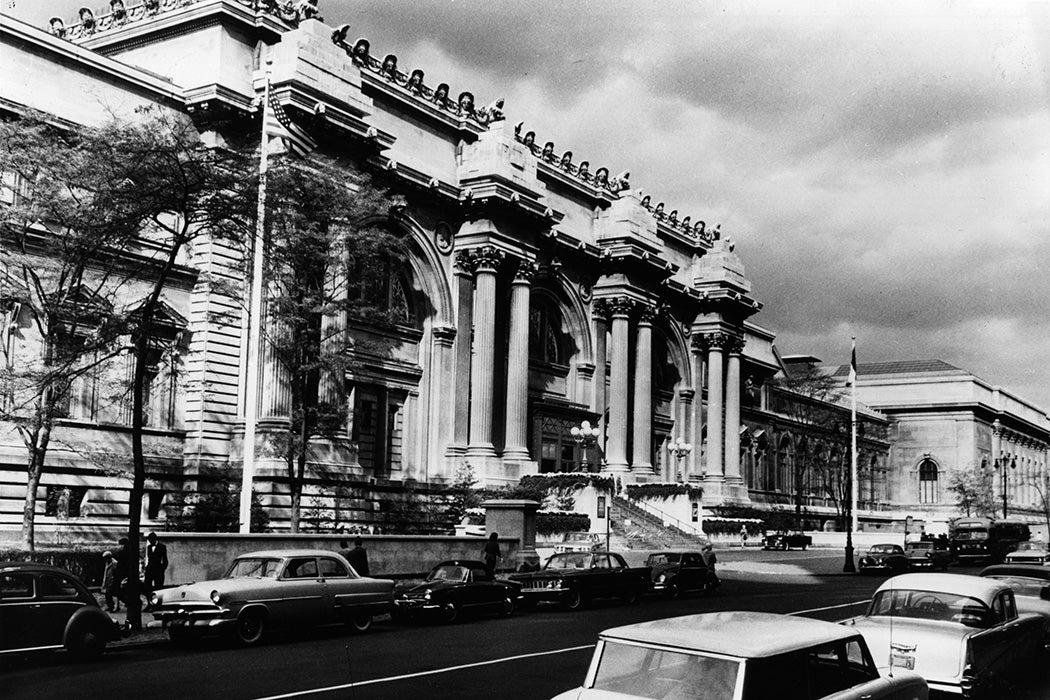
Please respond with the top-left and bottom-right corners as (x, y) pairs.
(239, 63), (271, 533)
(850, 336), (858, 536)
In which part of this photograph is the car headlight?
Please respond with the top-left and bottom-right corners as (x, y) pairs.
(656, 573), (666, 583)
(423, 589), (432, 601)
(547, 579), (562, 589)
(149, 592), (160, 606)
(210, 590), (221, 605)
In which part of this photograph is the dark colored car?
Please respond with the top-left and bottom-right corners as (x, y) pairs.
(644, 551), (716, 598)
(0, 561), (121, 659)
(393, 560), (521, 623)
(509, 552), (650, 610)
(858, 544), (908, 575)
(762, 531), (812, 550)
(903, 541), (950, 571)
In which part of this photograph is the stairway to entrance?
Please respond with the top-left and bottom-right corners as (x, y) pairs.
(610, 496), (709, 550)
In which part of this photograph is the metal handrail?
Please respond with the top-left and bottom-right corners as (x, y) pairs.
(613, 495), (700, 539)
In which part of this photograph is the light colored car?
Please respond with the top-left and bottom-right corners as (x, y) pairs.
(1005, 541), (1050, 565)
(150, 549), (394, 644)
(843, 573), (1044, 697)
(551, 611), (928, 700)
(979, 564), (1050, 639)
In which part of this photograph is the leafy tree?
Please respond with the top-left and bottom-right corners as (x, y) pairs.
(446, 463), (481, 527)
(256, 155), (405, 532)
(947, 464), (997, 517)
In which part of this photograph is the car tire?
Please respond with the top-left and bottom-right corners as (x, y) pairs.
(563, 588), (585, 611)
(349, 613), (372, 633)
(665, 581), (680, 600)
(168, 626), (194, 645)
(442, 602), (459, 624)
(802, 544), (808, 551)
(67, 623), (106, 661)
(235, 610), (265, 646)
(499, 596), (514, 617)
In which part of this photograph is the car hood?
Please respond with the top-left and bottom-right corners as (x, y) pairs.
(845, 616), (967, 682)
(400, 580), (464, 597)
(155, 577), (276, 604)
(649, 563), (678, 578)
(510, 570), (565, 581)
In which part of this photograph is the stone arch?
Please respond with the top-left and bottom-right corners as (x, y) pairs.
(386, 213), (454, 327)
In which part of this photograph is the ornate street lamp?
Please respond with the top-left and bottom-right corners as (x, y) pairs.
(994, 455), (1017, 518)
(570, 420), (601, 470)
(667, 436), (693, 482)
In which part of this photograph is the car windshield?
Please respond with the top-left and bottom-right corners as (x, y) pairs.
(591, 641), (741, 700)
(986, 575), (1048, 597)
(546, 553), (593, 570)
(868, 545), (900, 555)
(869, 589), (991, 626)
(647, 554), (682, 565)
(225, 558), (282, 579)
(955, 529), (988, 541)
(907, 542), (932, 551)
(1015, 542), (1046, 552)
(428, 565), (468, 582)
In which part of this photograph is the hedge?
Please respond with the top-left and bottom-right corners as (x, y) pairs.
(536, 511), (591, 536)
(519, 473), (615, 494)
(625, 483), (704, 501)
(0, 548), (110, 587)
(702, 517), (764, 537)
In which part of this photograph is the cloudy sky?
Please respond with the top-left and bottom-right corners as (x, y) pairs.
(11, 1), (1050, 407)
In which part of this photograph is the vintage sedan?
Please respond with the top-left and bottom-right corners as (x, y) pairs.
(150, 549), (394, 645)
(393, 560), (520, 623)
(761, 531), (812, 550)
(552, 611), (928, 700)
(1005, 541), (1050, 565)
(859, 544), (909, 575)
(904, 541), (951, 571)
(979, 564), (1050, 638)
(0, 562), (122, 660)
(844, 573), (1045, 697)
(645, 551), (716, 598)
(509, 551), (650, 610)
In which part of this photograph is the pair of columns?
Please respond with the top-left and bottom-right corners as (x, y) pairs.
(594, 297), (656, 477)
(693, 332), (745, 486)
(454, 246), (534, 460)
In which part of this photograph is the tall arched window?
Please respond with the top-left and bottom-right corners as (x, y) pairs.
(777, 435), (792, 494)
(528, 300), (565, 365)
(918, 458), (938, 504)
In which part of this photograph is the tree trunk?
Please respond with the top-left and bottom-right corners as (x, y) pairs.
(21, 451), (44, 552)
(287, 423), (300, 533)
(125, 332), (150, 632)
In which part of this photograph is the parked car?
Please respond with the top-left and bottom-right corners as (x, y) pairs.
(509, 551), (650, 610)
(859, 544), (909, 575)
(904, 541), (951, 571)
(1005, 541), (1050, 565)
(150, 549), (394, 645)
(762, 531), (812, 550)
(393, 560), (521, 623)
(979, 563), (1050, 638)
(843, 572), (1045, 697)
(645, 551), (716, 598)
(551, 611), (928, 700)
(0, 561), (121, 659)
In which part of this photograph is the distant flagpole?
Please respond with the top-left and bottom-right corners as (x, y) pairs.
(849, 336), (859, 536)
(238, 64), (272, 533)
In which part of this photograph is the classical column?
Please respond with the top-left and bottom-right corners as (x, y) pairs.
(451, 251), (474, 451)
(503, 259), (535, 461)
(704, 333), (726, 482)
(724, 336), (745, 484)
(689, 336), (704, 482)
(603, 297), (632, 473)
(678, 389), (694, 481)
(261, 315), (290, 418)
(467, 246), (504, 457)
(592, 301), (608, 453)
(429, 325), (457, 473)
(631, 304), (654, 475)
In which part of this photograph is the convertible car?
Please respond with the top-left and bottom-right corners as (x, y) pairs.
(858, 544), (909, 575)
(150, 549), (394, 645)
(843, 573), (1044, 697)
(393, 560), (520, 623)
(552, 611), (928, 700)
(0, 561), (121, 659)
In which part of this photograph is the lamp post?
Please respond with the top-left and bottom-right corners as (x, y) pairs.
(667, 436), (693, 482)
(994, 456), (1017, 518)
(570, 420), (602, 470)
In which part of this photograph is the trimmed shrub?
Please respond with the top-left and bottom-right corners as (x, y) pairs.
(536, 511), (591, 536)
(0, 548), (108, 587)
(626, 483), (704, 501)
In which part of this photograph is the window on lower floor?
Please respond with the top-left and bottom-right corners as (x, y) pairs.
(918, 458), (938, 503)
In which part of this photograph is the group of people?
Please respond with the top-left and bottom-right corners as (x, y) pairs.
(100, 531), (169, 613)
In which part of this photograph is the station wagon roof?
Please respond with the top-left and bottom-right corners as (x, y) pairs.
(981, 564), (1050, 581)
(235, 550), (348, 560)
(875, 573), (1007, 603)
(600, 612), (860, 658)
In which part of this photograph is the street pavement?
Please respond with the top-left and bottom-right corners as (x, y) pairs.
(5, 549), (1048, 699)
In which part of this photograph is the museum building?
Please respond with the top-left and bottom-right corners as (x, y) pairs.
(0, 0), (949, 534)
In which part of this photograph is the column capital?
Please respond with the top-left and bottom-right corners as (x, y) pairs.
(603, 295), (635, 319)
(473, 245), (505, 273)
(636, 303), (657, 326)
(511, 258), (538, 284)
(727, 336), (746, 355)
(693, 331), (731, 351)
(453, 249), (476, 276)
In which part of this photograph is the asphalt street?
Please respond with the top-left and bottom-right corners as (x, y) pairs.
(3, 550), (1048, 700)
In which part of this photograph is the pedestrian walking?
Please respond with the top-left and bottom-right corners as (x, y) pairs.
(701, 543), (720, 587)
(740, 525), (749, 548)
(101, 550), (120, 612)
(143, 531), (168, 610)
(344, 537), (370, 576)
(482, 532), (501, 578)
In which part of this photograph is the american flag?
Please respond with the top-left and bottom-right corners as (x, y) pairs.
(265, 90), (316, 158)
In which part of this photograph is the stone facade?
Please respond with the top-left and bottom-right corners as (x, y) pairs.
(0, 1), (891, 534)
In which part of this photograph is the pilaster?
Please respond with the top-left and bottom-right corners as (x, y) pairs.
(466, 245), (504, 459)
(503, 258), (536, 461)
(603, 297), (633, 474)
(631, 303), (655, 476)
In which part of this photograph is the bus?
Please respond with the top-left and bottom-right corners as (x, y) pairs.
(949, 517), (1031, 564)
